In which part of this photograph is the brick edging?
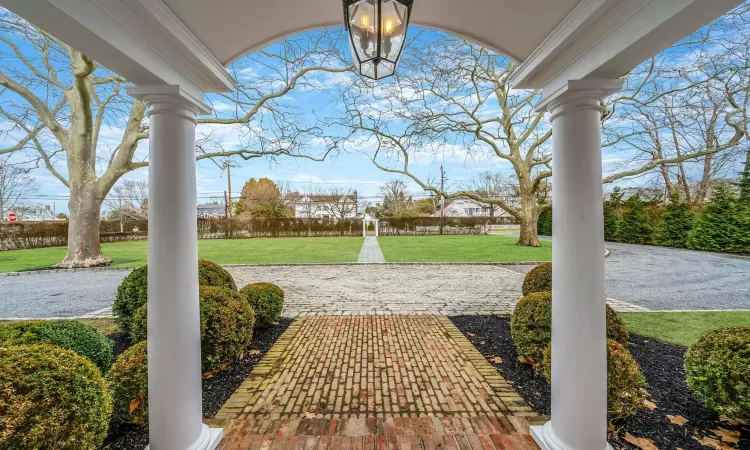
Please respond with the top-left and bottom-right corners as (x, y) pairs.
(211, 319), (305, 421)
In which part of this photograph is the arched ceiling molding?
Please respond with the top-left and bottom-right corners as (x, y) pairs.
(222, 23), (522, 69)
(1, 0), (744, 107)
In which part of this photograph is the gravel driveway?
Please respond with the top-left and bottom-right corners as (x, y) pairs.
(1, 241), (748, 318)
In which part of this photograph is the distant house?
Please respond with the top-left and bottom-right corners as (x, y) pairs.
(287, 192), (358, 219)
(197, 203), (225, 218)
(19, 205), (57, 221)
(433, 198), (511, 218)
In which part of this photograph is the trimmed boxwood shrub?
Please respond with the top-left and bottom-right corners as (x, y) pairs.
(107, 340), (149, 425)
(684, 326), (750, 424)
(542, 339), (646, 420)
(240, 282), (284, 328)
(522, 263), (552, 296)
(130, 286), (254, 371)
(511, 292), (552, 365)
(113, 260), (238, 336)
(198, 260), (237, 291)
(511, 291), (629, 366)
(0, 344), (112, 449)
(0, 320), (113, 372)
(113, 265), (148, 336)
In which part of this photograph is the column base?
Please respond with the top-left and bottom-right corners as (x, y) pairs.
(531, 422), (613, 450)
(145, 424), (223, 450)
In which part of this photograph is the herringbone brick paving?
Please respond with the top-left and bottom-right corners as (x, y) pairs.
(207, 316), (545, 449)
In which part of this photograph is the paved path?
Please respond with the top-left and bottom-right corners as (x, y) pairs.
(0, 270), (129, 318)
(502, 236), (750, 311)
(2, 239), (748, 318)
(357, 236), (385, 263)
(207, 316), (544, 449)
(229, 264), (645, 317)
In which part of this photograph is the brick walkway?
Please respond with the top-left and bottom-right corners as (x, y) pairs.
(357, 237), (386, 263)
(207, 316), (545, 449)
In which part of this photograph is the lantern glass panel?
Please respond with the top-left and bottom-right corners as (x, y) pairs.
(347, 0), (378, 63)
(379, 0), (408, 62)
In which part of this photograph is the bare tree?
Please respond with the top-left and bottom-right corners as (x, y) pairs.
(105, 179), (148, 231)
(315, 187), (358, 219)
(339, 21), (748, 245)
(338, 35), (552, 245)
(0, 155), (35, 220)
(0, 11), (351, 266)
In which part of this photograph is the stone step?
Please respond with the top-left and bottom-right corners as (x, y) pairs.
(217, 432), (538, 450)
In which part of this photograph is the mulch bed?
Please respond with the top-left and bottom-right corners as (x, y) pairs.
(101, 318), (292, 450)
(450, 315), (750, 450)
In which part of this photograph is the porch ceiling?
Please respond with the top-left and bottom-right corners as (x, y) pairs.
(160, 0), (580, 65)
(0, 0), (744, 104)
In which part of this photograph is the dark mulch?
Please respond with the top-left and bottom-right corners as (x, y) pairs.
(100, 318), (292, 450)
(450, 315), (750, 450)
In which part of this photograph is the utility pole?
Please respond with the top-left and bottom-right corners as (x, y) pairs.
(225, 162), (233, 218)
(440, 164), (445, 235)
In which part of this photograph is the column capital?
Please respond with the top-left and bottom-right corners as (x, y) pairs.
(127, 85), (212, 119)
(536, 79), (623, 120)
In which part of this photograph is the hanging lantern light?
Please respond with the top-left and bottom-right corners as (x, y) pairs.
(343, 0), (413, 80)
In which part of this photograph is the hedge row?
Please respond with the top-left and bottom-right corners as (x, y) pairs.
(378, 216), (516, 236)
(541, 186), (750, 253)
(197, 217), (363, 238)
(0, 219), (148, 251)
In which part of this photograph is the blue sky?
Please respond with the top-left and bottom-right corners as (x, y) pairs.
(1, 9), (748, 214)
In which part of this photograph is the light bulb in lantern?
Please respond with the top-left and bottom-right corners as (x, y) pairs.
(383, 19), (394, 35)
(360, 14), (370, 31)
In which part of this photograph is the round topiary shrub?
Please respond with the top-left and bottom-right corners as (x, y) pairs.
(240, 282), (284, 328)
(114, 261), (238, 337)
(522, 263), (552, 296)
(684, 326), (750, 424)
(511, 291), (629, 365)
(542, 339), (647, 420)
(606, 306), (630, 344)
(199, 286), (254, 370)
(510, 291), (552, 365)
(129, 287), (254, 371)
(113, 265), (148, 336)
(198, 260), (237, 291)
(0, 320), (114, 372)
(107, 340), (149, 425)
(0, 344), (112, 449)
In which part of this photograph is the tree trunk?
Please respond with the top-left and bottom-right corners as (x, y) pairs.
(56, 182), (110, 268)
(517, 213), (541, 247)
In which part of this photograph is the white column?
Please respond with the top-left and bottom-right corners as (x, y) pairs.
(363, 219), (366, 237)
(128, 86), (222, 450)
(374, 219), (379, 237)
(531, 81), (621, 450)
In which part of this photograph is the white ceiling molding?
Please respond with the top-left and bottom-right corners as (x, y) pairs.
(1, 0), (235, 98)
(511, 0), (744, 97)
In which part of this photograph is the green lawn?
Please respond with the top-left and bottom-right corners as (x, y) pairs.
(377, 235), (552, 263)
(0, 237), (364, 272)
(620, 311), (750, 347)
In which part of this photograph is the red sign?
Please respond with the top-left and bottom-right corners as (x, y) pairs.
(8, 213), (16, 222)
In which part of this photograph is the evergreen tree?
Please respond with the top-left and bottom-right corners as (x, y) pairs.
(655, 193), (695, 248)
(687, 184), (750, 253)
(615, 194), (653, 244)
(735, 150), (750, 204)
(538, 209), (552, 236)
(603, 206), (619, 241)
